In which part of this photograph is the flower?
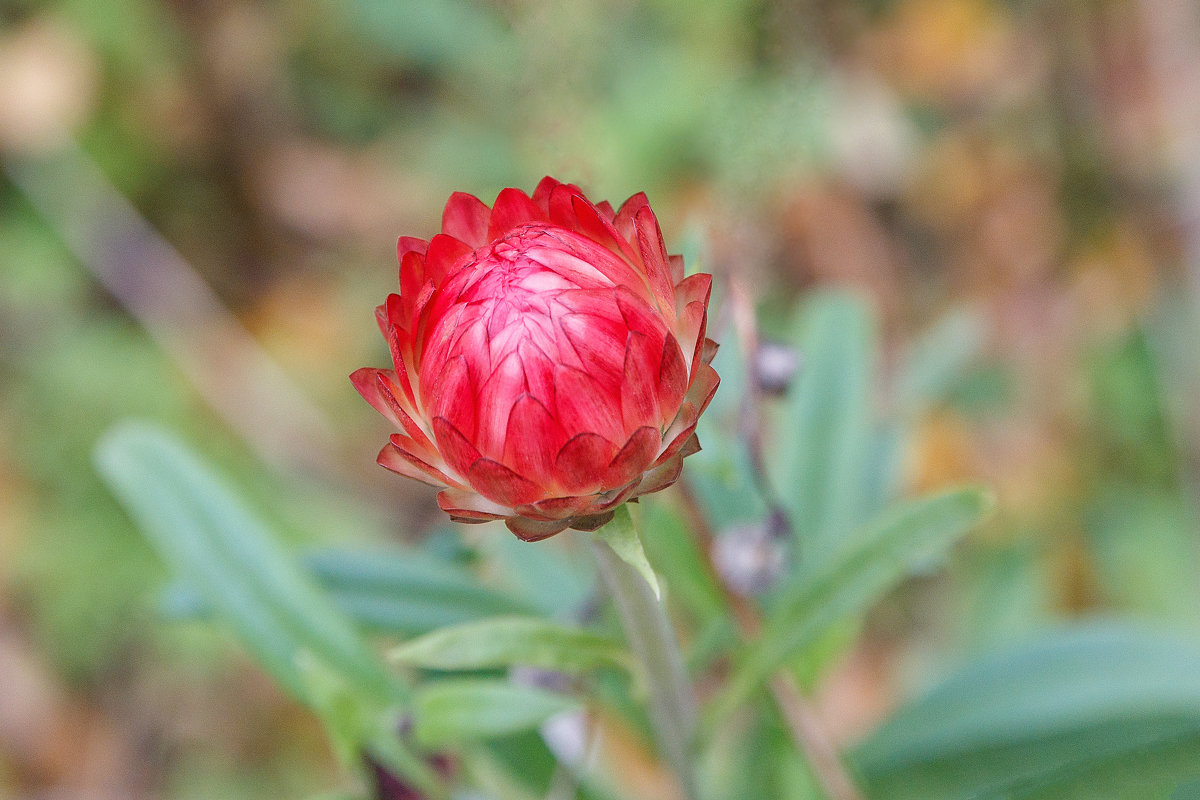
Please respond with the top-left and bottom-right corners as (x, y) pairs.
(352, 177), (719, 541)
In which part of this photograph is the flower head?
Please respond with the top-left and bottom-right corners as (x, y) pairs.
(352, 177), (718, 540)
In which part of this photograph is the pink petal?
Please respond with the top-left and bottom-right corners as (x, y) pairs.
(529, 237), (639, 293)
(674, 273), (712, 318)
(656, 336), (690, 425)
(553, 364), (624, 444)
(634, 207), (677, 314)
(531, 176), (563, 213)
(350, 367), (404, 428)
(668, 253), (685, 283)
(701, 337), (719, 366)
(475, 350), (526, 460)
(488, 188), (544, 240)
(506, 516), (571, 542)
(568, 511), (617, 532)
(572, 194), (640, 265)
(382, 293), (405, 330)
(635, 453), (683, 495)
(518, 339), (557, 410)
(621, 331), (663, 430)
(437, 487), (509, 520)
(560, 311), (627, 387)
(384, 328), (419, 409)
(374, 369), (424, 426)
(613, 282), (669, 332)
(593, 479), (640, 511)
(686, 362), (720, 416)
(555, 432), (618, 494)
(547, 183), (582, 230)
(374, 302), (389, 338)
(385, 341), (418, 406)
(440, 314), (492, 391)
(351, 369), (437, 457)
(613, 192), (651, 245)
(441, 192), (490, 248)
(397, 236), (429, 261)
(388, 427), (441, 468)
(378, 441), (455, 487)
(508, 505), (557, 522)
(670, 272), (711, 370)
(677, 300), (709, 374)
(382, 295), (410, 366)
(376, 441), (444, 484)
(595, 200), (616, 221)
(399, 251), (427, 326)
(432, 415), (481, 478)
(653, 401), (699, 468)
(430, 356), (477, 441)
(468, 458), (543, 507)
(517, 494), (592, 520)
(503, 393), (568, 487)
(425, 234), (474, 286)
(605, 426), (661, 487)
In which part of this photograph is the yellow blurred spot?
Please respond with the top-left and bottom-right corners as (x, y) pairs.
(875, 0), (1017, 101)
(0, 17), (97, 155)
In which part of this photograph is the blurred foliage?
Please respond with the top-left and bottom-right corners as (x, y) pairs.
(4, 0), (1200, 797)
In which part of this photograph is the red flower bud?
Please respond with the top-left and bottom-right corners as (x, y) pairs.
(352, 178), (719, 541)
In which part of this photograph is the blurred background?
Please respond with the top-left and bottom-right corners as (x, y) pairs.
(2, 0), (1200, 797)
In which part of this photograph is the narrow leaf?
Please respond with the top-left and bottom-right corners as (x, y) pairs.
(770, 291), (877, 564)
(413, 679), (579, 746)
(94, 422), (443, 795)
(855, 624), (1200, 800)
(162, 546), (538, 635)
(983, 725), (1200, 800)
(389, 616), (631, 674)
(94, 422), (399, 703)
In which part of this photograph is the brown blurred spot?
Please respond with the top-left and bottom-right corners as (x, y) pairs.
(812, 640), (896, 747)
(778, 181), (905, 318)
(589, 707), (684, 800)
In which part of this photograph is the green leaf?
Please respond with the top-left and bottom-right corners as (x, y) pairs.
(983, 727), (1200, 800)
(162, 546), (538, 635)
(94, 422), (400, 704)
(1175, 777), (1200, 800)
(413, 679), (580, 746)
(769, 291), (878, 565)
(705, 488), (993, 729)
(594, 504), (661, 599)
(855, 624), (1200, 800)
(93, 423), (446, 796)
(390, 616), (631, 674)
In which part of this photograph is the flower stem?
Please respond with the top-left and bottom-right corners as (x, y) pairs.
(591, 505), (699, 800)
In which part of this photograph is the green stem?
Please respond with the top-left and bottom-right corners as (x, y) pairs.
(591, 505), (699, 800)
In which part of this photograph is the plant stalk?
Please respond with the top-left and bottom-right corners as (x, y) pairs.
(591, 506), (699, 800)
